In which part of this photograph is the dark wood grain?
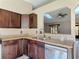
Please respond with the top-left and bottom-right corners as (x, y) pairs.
(10, 12), (21, 28)
(2, 40), (18, 59)
(0, 9), (21, 28)
(27, 40), (45, 59)
(23, 39), (28, 55)
(28, 40), (38, 59)
(37, 41), (45, 59)
(0, 9), (10, 28)
(2, 39), (45, 59)
(17, 39), (24, 57)
(29, 13), (37, 28)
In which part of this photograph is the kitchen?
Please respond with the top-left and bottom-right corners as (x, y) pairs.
(0, 0), (78, 59)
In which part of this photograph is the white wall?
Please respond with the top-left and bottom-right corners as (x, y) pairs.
(0, 28), (21, 35)
(21, 15), (29, 28)
(0, 0), (32, 14)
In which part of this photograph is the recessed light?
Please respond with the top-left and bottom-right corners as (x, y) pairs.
(45, 14), (52, 19)
(75, 7), (79, 14)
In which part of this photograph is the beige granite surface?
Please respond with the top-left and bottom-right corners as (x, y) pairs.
(0, 34), (74, 49)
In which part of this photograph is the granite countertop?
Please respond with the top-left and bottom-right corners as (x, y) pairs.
(0, 34), (74, 49)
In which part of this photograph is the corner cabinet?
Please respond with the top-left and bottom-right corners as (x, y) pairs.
(0, 9), (21, 28)
(27, 40), (45, 59)
(29, 13), (37, 28)
(2, 39), (45, 59)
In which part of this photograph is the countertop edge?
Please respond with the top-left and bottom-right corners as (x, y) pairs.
(1, 36), (74, 49)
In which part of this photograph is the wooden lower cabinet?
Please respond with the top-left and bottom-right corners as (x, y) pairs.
(17, 39), (24, 57)
(28, 40), (37, 59)
(2, 40), (18, 59)
(23, 39), (28, 55)
(28, 40), (45, 59)
(2, 39), (45, 59)
(37, 41), (45, 59)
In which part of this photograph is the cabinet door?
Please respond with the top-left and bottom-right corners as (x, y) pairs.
(0, 9), (10, 28)
(17, 39), (23, 57)
(0, 9), (21, 28)
(2, 40), (18, 59)
(28, 40), (45, 59)
(10, 12), (21, 28)
(37, 42), (45, 59)
(23, 39), (28, 55)
(29, 13), (37, 28)
(28, 40), (38, 59)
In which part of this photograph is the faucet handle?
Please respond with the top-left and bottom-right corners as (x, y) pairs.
(39, 31), (43, 34)
(20, 30), (23, 34)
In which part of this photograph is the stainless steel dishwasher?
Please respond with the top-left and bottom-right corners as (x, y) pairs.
(45, 44), (67, 59)
(0, 40), (2, 59)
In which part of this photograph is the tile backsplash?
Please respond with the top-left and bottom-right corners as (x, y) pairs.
(45, 33), (75, 41)
(0, 28), (37, 35)
(0, 28), (75, 41)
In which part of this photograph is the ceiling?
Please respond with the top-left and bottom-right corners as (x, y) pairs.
(24, 0), (56, 9)
(44, 7), (71, 23)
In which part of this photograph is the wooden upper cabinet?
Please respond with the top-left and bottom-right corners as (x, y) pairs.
(10, 12), (21, 28)
(0, 9), (10, 28)
(0, 9), (21, 28)
(29, 13), (37, 28)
